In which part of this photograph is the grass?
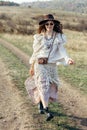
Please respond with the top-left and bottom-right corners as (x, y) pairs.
(0, 43), (80, 130)
(0, 29), (87, 95)
(60, 30), (87, 94)
(0, 33), (33, 55)
(0, 44), (28, 92)
(0, 6), (87, 34)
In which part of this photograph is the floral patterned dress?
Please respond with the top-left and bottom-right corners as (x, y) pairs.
(25, 32), (70, 104)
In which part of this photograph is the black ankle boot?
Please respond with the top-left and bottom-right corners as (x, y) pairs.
(44, 107), (54, 121)
(46, 113), (54, 121)
(38, 101), (44, 114)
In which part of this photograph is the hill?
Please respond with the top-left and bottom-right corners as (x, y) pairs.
(21, 0), (87, 14)
(0, 1), (19, 6)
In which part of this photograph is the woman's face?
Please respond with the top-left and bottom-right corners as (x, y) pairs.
(45, 21), (54, 32)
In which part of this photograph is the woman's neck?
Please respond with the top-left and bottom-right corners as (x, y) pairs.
(45, 31), (53, 36)
(44, 31), (54, 40)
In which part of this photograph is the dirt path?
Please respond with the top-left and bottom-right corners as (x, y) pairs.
(0, 58), (37, 130)
(0, 38), (29, 67)
(58, 80), (87, 129)
(0, 38), (87, 130)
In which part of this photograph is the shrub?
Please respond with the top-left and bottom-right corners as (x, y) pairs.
(16, 26), (35, 35)
(0, 13), (11, 20)
(64, 20), (87, 32)
(0, 21), (4, 32)
(17, 19), (31, 26)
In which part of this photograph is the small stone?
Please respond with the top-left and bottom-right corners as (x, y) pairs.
(0, 116), (4, 119)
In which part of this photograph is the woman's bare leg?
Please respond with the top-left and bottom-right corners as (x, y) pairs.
(40, 94), (49, 108)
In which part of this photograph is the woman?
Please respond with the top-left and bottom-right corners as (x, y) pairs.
(27, 14), (74, 121)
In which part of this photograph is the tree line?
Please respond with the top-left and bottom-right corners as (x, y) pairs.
(0, 1), (19, 6)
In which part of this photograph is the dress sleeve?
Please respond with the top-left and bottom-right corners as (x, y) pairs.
(58, 43), (69, 64)
(58, 33), (67, 45)
(29, 34), (43, 64)
(57, 33), (70, 65)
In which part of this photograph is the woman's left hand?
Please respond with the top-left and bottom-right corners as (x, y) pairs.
(68, 58), (74, 65)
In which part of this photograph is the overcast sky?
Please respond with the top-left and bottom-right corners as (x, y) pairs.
(4, 0), (51, 4)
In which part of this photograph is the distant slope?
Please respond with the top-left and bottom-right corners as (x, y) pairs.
(0, 1), (19, 6)
(21, 0), (87, 14)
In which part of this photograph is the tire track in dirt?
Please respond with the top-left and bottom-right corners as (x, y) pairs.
(0, 58), (38, 130)
(0, 38), (29, 67)
(0, 38), (87, 130)
(58, 80), (87, 130)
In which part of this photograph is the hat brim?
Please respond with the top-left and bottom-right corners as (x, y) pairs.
(39, 19), (60, 25)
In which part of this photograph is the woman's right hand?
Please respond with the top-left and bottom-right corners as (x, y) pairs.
(29, 66), (34, 76)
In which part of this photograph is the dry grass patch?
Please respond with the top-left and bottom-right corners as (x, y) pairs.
(58, 30), (87, 94)
(65, 29), (87, 52)
(0, 7), (87, 34)
(0, 33), (33, 55)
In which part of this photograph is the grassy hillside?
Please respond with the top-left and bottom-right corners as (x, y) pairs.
(0, 1), (19, 6)
(21, 0), (87, 14)
(0, 6), (87, 35)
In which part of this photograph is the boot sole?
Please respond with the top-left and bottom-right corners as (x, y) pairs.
(46, 114), (54, 121)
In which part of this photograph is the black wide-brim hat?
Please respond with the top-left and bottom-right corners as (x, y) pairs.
(39, 14), (60, 25)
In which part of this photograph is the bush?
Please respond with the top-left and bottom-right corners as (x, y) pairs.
(16, 26), (35, 35)
(17, 19), (31, 26)
(0, 21), (4, 32)
(64, 20), (87, 32)
(0, 13), (11, 20)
